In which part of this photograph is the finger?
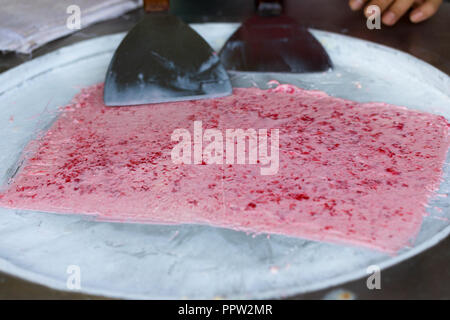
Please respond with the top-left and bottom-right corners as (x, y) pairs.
(410, 0), (442, 23)
(382, 0), (414, 26)
(349, 0), (369, 11)
(364, 0), (394, 17)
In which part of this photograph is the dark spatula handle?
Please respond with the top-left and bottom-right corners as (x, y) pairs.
(256, 0), (283, 16)
(144, 0), (169, 12)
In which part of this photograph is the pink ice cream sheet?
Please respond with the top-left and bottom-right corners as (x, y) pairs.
(1, 83), (449, 253)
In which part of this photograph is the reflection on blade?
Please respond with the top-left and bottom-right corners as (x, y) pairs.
(104, 14), (232, 106)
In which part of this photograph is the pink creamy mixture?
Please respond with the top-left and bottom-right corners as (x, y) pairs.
(1, 83), (449, 252)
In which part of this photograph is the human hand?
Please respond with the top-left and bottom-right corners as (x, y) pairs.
(348, 0), (443, 26)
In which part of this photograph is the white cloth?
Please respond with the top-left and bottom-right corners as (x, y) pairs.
(0, 0), (142, 54)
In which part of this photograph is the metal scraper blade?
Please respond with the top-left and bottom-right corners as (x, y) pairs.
(219, 1), (332, 73)
(104, 13), (232, 106)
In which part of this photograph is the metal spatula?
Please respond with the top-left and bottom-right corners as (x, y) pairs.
(219, 0), (332, 73)
(104, 0), (232, 106)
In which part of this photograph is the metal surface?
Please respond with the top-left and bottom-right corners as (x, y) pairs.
(104, 6), (231, 106)
(0, 24), (449, 299)
(219, 0), (332, 73)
